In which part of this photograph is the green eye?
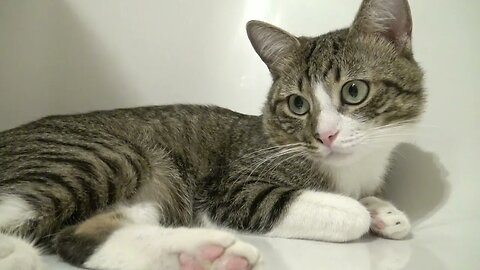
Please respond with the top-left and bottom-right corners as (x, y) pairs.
(341, 80), (370, 105)
(288, 95), (310, 115)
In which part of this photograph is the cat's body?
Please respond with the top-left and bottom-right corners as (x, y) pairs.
(0, 1), (424, 270)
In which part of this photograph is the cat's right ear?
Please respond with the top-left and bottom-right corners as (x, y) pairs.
(246, 20), (300, 73)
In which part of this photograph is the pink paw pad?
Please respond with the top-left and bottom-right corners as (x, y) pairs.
(224, 256), (250, 270)
(179, 244), (226, 270)
(200, 245), (225, 261)
(372, 218), (386, 230)
(179, 253), (203, 270)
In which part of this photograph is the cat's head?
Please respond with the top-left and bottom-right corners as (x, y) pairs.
(247, 0), (425, 167)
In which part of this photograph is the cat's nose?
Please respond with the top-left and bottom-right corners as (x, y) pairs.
(315, 130), (339, 147)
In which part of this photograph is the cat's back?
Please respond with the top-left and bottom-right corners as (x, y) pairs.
(0, 104), (260, 167)
(0, 104), (259, 206)
(0, 104), (256, 136)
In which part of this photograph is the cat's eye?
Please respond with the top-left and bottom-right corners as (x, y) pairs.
(288, 95), (310, 115)
(341, 80), (369, 105)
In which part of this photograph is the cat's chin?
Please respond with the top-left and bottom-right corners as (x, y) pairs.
(312, 149), (365, 167)
(322, 152), (359, 167)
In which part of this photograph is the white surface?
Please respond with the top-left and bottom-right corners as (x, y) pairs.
(0, 0), (479, 269)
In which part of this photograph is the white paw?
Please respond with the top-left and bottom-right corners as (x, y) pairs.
(0, 233), (43, 270)
(169, 228), (262, 270)
(85, 225), (263, 270)
(360, 197), (411, 240)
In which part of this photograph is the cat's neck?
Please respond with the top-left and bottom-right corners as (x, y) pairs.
(324, 145), (397, 199)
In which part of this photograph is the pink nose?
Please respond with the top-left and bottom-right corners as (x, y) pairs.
(315, 130), (339, 147)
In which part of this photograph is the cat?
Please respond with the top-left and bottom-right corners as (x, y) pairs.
(0, 0), (424, 269)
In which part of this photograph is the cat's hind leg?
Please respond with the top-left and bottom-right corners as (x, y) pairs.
(0, 195), (44, 270)
(0, 233), (43, 270)
(56, 202), (262, 270)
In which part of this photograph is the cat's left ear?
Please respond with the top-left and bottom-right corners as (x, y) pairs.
(350, 0), (413, 51)
(246, 20), (300, 73)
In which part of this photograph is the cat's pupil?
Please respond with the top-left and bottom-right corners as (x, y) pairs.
(294, 96), (304, 108)
(349, 84), (358, 98)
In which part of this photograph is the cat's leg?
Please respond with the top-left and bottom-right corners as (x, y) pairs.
(267, 190), (371, 241)
(0, 233), (44, 270)
(56, 202), (262, 270)
(359, 196), (411, 239)
(205, 183), (371, 242)
(0, 195), (44, 270)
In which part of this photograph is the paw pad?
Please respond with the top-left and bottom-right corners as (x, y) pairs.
(176, 231), (261, 270)
(360, 197), (411, 240)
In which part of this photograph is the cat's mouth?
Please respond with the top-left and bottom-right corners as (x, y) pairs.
(323, 150), (354, 162)
(311, 147), (359, 166)
(308, 147), (350, 159)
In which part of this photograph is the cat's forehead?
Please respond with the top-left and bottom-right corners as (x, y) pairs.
(303, 29), (398, 81)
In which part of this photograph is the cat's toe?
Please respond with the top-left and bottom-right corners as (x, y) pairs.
(360, 196), (411, 239)
(0, 234), (43, 270)
(212, 240), (262, 270)
(174, 230), (262, 270)
(179, 253), (204, 270)
(170, 228), (236, 254)
(179, 244), (226, 270)
(371, 207), (411, 239)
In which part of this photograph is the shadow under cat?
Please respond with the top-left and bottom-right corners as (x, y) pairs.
(384, 143), (450, 225)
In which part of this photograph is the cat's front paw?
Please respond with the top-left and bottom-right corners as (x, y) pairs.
(360, 197), (411, 240)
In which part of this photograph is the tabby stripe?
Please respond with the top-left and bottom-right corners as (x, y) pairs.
(37, 137), (142, 199)
(211, 181), (251, 218)
(382, 80), (409, 93)
(49, 191), (63, 217)
(305, 42), (318, 62)
(40, 156), (115, 206)
(33, 140), (135, 205)
(124, 154), (143, 193)
(265, 189), (298, 230)
(1, 172), (82, 218)
(335, 66), (341, 82)
(35, 188), (63, 218)
(226, 177), (277, 199)
(227, 183), (247, 199)
(10, 127), (147, 166)
(298, 78), (304, 92)
(19, 193), (43, 212)
(35, 138), (96, 152)
(332, 41), (340, 55)
(247, 186), (278, 221)
(322, 60), (333, 79)
(36, 157), (100, 212)
(41, 157), (96, 177)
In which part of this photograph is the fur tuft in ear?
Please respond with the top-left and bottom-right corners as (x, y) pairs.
(351, 0), (413, 50)
(246, 20), (300, 71)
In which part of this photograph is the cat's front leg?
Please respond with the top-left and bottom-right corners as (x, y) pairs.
(267, 190), (371, 242)
(359, 196), (411, 239)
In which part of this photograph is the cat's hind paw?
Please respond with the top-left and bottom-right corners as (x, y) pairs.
(0, 233), (43, 270)
(177, 232), (262, 270)
(85, 225), (262, 270)
(360, 196), (411, 240)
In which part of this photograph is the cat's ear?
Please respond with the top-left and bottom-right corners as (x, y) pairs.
(246, 20), (300, 71)
(351, 0), (413, 51)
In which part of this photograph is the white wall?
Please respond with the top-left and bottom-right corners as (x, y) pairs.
(1, 1), (479, 269)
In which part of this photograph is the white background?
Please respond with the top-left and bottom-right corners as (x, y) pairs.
(1, 0), (479, 269)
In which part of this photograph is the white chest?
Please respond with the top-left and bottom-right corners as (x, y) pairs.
(330, 148), (394, 199)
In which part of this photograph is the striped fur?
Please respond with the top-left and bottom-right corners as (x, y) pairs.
(0, 0), (424, 268)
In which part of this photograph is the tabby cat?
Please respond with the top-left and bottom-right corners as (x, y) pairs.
(0, 0), (424, 269)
